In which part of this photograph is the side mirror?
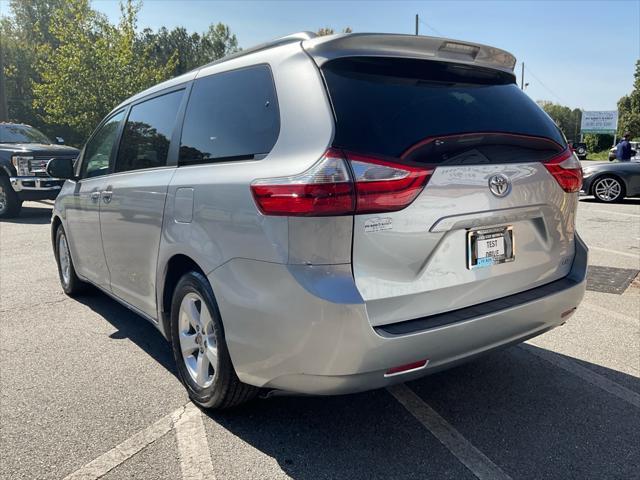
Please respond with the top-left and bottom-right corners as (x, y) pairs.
(46, 157), (76, 180)
(55, 137), (65, 145)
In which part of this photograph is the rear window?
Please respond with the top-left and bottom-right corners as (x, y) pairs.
(179, 65), (279, 165)
(322, 57), (566, 165)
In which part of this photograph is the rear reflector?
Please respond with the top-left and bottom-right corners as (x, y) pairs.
(251, 149), (432, 216)
(544, 148), (582, 193)
(384, 359), (429, 377)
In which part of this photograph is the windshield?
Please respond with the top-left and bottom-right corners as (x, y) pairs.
(0, 124), (52, 144)
(322, 57), (566, 165)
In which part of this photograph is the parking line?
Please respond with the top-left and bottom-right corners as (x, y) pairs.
(588, 246), (640, 259)
(174, 402), (216, 480)
(63, 405), (187, 480)
(388, 384), (512, 480)
(520, 345), (640, 408)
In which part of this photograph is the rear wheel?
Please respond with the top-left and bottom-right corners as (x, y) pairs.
(170, 271), (258, 409)
(592, 176), (624, 202)
(54, 225), (87, 295)
(0, 176), (22, 219)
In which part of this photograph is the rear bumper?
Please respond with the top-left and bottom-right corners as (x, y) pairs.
(209, 234), (588, 395)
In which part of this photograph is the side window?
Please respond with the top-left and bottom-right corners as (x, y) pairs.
(115, 89), (184, 173)
(82, 110), (125, 179)
(179, 65), (279, 165)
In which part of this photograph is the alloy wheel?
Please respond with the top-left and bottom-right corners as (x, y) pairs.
(178, 292), (218, 388)
(58, 232), (71, 286)
(0, 185), (7, 214)
(594, 178), (622, 202)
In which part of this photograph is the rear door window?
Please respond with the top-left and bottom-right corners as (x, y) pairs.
(179, 65), (279, 165)
(115, 89), (184, 173)
(322, 57), (566, 165)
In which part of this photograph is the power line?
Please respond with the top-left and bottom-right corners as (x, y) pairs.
(524, 64), (567, 105)
(419, 19), (444, 37)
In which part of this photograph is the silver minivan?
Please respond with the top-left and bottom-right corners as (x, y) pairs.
(48, 32), (588, 409)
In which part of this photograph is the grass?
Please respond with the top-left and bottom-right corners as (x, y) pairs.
(583, 150), (610, 161)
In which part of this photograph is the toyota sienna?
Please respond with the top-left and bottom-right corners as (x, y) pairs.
(48, 32), (588, 409)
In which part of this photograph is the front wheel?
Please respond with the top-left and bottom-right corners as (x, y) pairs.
(592, 176), (625, 202)
(0, 176), (22, 219)
(170, 271), (258, 409)
(54, 225), (87, 295)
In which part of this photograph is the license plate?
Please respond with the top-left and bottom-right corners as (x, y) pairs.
(467, 226), (514, 269)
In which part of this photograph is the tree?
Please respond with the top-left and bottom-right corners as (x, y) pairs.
(32, 0), (176, 143)
(317, 27), (353, 36)
(538, 101), (582, 142)
(140, 23), (239, 77)
(201, 23), (239, 62)
(617, 59), (640, 139)
(0, 0), (71, 129)
(583, 133), (614, 152)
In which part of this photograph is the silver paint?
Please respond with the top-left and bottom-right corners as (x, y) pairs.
(51, 33), (588, 396)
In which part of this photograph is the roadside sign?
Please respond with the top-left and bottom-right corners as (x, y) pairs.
(581, 111), (618, 134)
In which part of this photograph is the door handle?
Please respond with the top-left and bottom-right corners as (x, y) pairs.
(90, 191), (100, 202)
(102, 190), (113, 204)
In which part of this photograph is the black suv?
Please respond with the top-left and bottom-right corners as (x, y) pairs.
(0, 123), (79, 218)
(570, 142), (588, 160)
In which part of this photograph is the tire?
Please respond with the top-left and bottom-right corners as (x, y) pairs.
(54, 225), (87, 295)
(170, 271), (258, 409)
(0, 175), (22, 219)
(592, 175), (625, 203)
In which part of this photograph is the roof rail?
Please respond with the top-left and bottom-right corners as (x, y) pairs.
(198, 31), (318, 71)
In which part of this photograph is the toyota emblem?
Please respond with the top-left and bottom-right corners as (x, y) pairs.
(488, 174), (511, 197)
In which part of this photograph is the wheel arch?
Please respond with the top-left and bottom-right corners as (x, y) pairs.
(51, 215), (63, 251)
(159, 253), (208, 338)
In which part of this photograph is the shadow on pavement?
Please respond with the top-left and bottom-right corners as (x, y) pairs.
(203, 345), (639, 480)
(1, 201), (53, 224)
(64, 283), (640, 479)
(75, 289), (177, 378)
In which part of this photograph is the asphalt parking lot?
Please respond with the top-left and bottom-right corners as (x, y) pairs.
(1, 197), (639, 480)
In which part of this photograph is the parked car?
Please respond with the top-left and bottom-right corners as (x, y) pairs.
(0, 123), (79, 218)
(609, 141), (639, 161)
(581, 159), (640, 202)
(48, 32), (588, 409)
(570, 142), (587, 160)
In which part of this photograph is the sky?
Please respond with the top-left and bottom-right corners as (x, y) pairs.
(3, 0), (639, 110)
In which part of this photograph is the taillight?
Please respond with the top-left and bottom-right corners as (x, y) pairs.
(251, 149), (432, 216)
(544, 148), (582, 193)
(251, 149), (354, 216)
(347, 152), (433, 214)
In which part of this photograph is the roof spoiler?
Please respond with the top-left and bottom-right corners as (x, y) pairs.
(302, 33), (517, 76)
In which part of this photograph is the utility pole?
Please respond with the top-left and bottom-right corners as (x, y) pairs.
(520, 62), (525, 90)
(415, 14), (419, 35)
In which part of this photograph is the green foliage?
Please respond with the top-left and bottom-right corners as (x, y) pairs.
(1, 0), (240, 144)
(32, 0), (176, 142)
(317, 27), (353, 36)
(537, 101), (582, 142)
(583, 133), (613, 153)
(1, 0), (72, 131)
(141, 23), (239, 76)
(617, 59), (640, 139)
